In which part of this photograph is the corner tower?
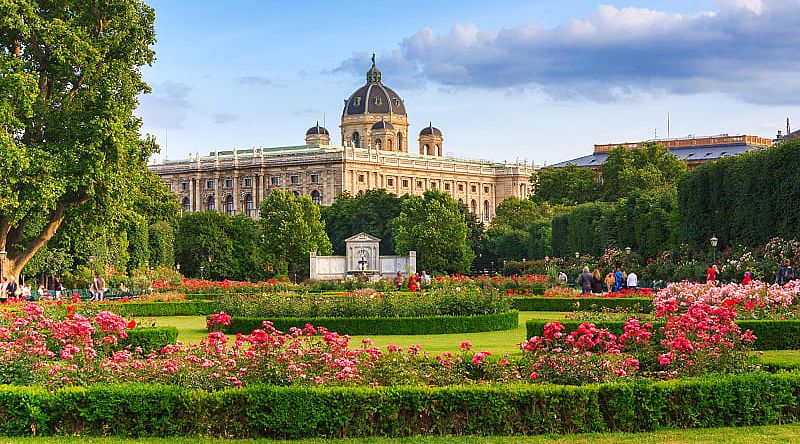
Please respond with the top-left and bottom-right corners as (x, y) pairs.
(340, 55), (409, 152)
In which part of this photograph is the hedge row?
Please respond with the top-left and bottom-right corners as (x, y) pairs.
(111, 301), (217, 317)
(1, 372), (800, 437)
(526, 319), (800, 350)
(221, 311), (519, 336)
(120, 327), (179, 352)
(511, 297), (652, 313)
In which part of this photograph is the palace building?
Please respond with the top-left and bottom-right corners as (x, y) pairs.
(149, 59), (534, 222)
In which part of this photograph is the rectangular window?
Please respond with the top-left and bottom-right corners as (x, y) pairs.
(387, 178), (394, 186)
(271, 176), (279, 186)
(458, 184), (464, 192)
(416, 181), (423, 188)
(358, 174), (365, 183)
(181, 182), (189, 191)
(444, 183), (450, 191)
(484, 186), (490, 193)
(243, 177), (252, 188)
(206, 179), (214, 190)
(431, 182), (437, 189)
(402, 179), (409, 188)
(290, 175), (300, 185)
(310, 174), (320, 183)
(471, 185), (477, 193)
(224, 178), (233, 188)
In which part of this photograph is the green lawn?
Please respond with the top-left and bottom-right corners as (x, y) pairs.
(5, 423), (800, 443)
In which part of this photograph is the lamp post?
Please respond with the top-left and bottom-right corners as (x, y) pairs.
(88, 255), (95, 273)
(0, 250), (6, 280)
(625, 246), (632, 273)
(200, 265), (204, 279)
(575, 252), (580, 265)
(490, 261), (494, 275)
(710, 236), (719, 264)
(176, 263), (181, 274)
(207, 255), (213, 280)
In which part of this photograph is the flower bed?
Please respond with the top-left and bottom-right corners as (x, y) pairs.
(653, 280), (800, 319)
(151, 277), (298, 294)
(511, 297), (653, 313)
(213, 287), (512, 319)
(218, 311), (519, 336)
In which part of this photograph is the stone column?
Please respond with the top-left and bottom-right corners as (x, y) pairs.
(309, 252), (318, 280)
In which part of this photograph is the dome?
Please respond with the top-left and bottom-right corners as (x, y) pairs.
(306, 122), (329, 135)
(342, 60), (407, 117)
(419, 123), (442, 137)
(371, 120), (395, 131)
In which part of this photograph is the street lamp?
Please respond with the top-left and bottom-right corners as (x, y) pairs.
(625, 246), (632, 273)
(200, 265), (204, 279)
(490, 261), (494, 275)
(88, 255), (95, 272)
(207, 255), (213, 280)
(0, 250), (7, 279)
(710, 236), (719, 264)
(176, 263), (181, 273)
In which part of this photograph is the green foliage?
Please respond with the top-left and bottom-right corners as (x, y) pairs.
(567, 202), (615, 257)
(533, 164), (601, 205)
(127, 216), (150, 271)
(111, 301), (217, 317)
(0, 0), (159, 278)
(602, 143), (687, 201)
(260, 189), (332, 276)
(679, 140), (800, 248)
(0, 375), (799, 437)
(483, 197), (557, 263)
(174, 211), (233, 280)
(148, 221), (175, 267)
(511, 297), (652, 313)
(612, 188), (679, 260)
(224, 311), (519, 336)
(551, 214), (570, 258)
(120, 327), (179, 353)
(322, 189), (402, 255)
(392, 190), (474, 274)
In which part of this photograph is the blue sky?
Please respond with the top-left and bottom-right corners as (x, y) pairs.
(138, 0), (800, 165)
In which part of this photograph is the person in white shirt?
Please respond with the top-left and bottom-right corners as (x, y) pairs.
(626, 270), (638, 290)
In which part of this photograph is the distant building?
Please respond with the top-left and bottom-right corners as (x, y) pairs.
(550, 134), (772, 171)
(149, 59), (534, 222)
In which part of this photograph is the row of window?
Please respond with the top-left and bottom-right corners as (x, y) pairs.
(178, 174), (321, 192)
(359, 175), (490, 194)
(180, 190), (323, 216)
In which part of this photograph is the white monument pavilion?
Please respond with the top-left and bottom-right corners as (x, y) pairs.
(309, 232), (416, 280)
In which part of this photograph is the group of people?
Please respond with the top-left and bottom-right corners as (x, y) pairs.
(576, 266), (638, 294)
(706, 259), (796, 286)
(0, 276), (65, 302)
(396, 270), (431, 292)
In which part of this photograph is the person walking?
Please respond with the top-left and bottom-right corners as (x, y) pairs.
(578, 266), (593, 294)
(614, 267), (624, 292)
(706, 264), (717, 286)
(90, 273), (106, 301)
(626, 269), (638, 290)
(591, 269), (604, 293)
(742, 271), (752, 286)
(395, 271), (404, 290)
(604, 272), (615, 293)
(776, 259), (795, 286)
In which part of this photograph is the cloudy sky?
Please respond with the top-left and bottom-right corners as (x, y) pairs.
(138, 0), (800, 165)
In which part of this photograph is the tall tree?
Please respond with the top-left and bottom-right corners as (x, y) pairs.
(392, 190), (474, 274)
(322, 189), (402, 255)
(601, 143), (687, 201)
(0, 0), (157, 279)
(260, 189), (332, 276)
(532, 164), (600, 205)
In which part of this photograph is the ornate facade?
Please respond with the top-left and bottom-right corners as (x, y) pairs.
(149, 60), (534, 223)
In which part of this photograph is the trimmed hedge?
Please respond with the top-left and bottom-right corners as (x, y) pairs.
(511, 297), (652, 313)
(111, 301), (217, 317)
(0, 373), (799, 437)
(120, 327), (179, 352)
(526, 319), (800, 350)
(222, 311), (519, 336)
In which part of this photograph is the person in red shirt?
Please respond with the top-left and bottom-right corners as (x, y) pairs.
(408, 273), (419, 292)
(706, 264), (717, 285)
(742, 271), (752, 286)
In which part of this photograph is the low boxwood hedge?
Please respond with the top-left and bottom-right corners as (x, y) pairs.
(526, 318), (800, 350)
(511, 297), (652, 313)
(221, 311), (519, 336)
(1, 372), (799, 437)
(111, 301), (217, 317)
(120, 327), (179, 352)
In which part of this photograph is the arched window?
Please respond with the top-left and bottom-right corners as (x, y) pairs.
(375, 139), (382, 149)
(225, 195), (234, 215)
(397, 132), (403, 150)
(353, 131), (360, 148)
(207, 195), (215, 211)
(244, 194), (253, 217)
(435, 144), (441, 156)
(423, 144), (430, 155)
(293, 191), (300, 197)
(470, 199), (477, 214)
(181, 197), (190, 213)
(458, 198), (464, 204)
(386, 139), (393, 150)
(483, 200), (490, 222)
(311, 190), (322, 205)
